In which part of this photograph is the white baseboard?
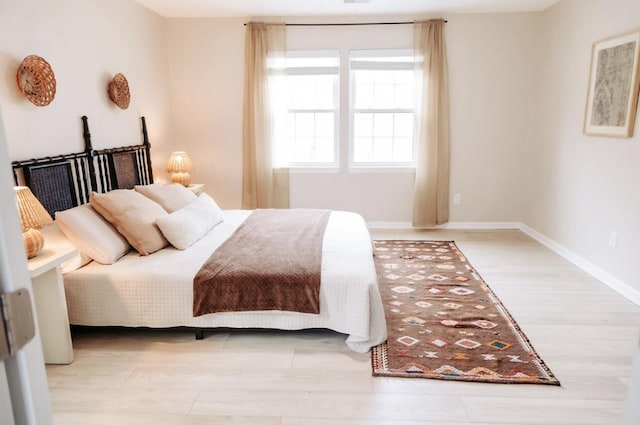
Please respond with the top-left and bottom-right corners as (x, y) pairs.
(366, 221), (520, 230)
(437, 221), (521, 229)
(520, 223), (640, 306)
(367, 221), (413, 229)
(366, 219), (640, 306)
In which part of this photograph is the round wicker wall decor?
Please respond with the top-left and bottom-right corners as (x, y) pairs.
(16, 55), (56, 107)
(108, 73), (130, 109)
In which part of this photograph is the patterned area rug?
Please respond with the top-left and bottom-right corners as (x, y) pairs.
(371, 240), (560, 385)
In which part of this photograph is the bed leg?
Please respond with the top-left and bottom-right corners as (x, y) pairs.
(195, 329), (204, 340)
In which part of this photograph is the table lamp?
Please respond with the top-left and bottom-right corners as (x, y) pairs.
(14, 186), (53, 259)
(167, 151), (193, 187)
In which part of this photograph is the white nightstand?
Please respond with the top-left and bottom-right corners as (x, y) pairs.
(28, 245), (77, 364)
(187, 183), (205, 195)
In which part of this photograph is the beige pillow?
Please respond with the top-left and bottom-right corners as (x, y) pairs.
(156, 193), (225, 250)
(41, 222), (93, 273)
(134, 183), (197, 213)
(90, 190), (169, 256)
(55, 204), (130, 265)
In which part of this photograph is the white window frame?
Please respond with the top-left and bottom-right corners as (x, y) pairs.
(284, 50), (340, 169)
(349, 49), (417, 169)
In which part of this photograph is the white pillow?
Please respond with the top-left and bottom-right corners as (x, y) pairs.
(61, 252), (93, 275)
(41, 223), (93, 274)
(55, 204), (130, 265)
(156, 193), (224, 250)
(90, 190), (169, 256)
(134, 183), (197, 213)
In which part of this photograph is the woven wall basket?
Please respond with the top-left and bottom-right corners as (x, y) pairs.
(108, 73), (130, 109)
(16, 55), (56, 107)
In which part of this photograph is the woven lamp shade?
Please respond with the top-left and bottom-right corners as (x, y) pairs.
(14, 186), (53, 259)
(167, 151), (193, 187)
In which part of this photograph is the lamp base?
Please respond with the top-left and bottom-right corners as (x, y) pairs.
(23, 228), (44, 259)
(171, 172), (191, 187)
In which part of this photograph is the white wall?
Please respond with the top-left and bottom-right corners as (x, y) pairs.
(166, 13), (538, 221)
(447, 13), (539, 223)
(2, 0), (637, 297)
(525, 0), (640, 294)
(166, 18), (246, 208)
(0, 0), (173, 177)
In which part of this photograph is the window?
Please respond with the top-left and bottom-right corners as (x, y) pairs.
(271, 49), (417, 169)
(283, 52), (340, 166)
(350, 50), (416, 166)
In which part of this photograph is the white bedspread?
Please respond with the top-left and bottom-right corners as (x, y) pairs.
(61, 210), (387, 353)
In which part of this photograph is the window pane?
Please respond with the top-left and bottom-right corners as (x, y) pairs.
(288, 75), (336, 110)
(375, 70), (395, 84)
(394, 70), (413, 85)
(394, 113), (413, 138)
(373, 113), (393, 138)
(296, 113), (315, 138)
(287, 113), (337, 163)
(354, 113), (373, 138)
(354, 71), (374, 109)
(315, 78), (335, 108)
(354, 138), (373, 162)
(373, 138), (393, 161)
(294, 138), (311, 162)
(287, 113), (296, 138)
(396, 82), (413, 108)
(355, 84), (373, 109)
(315, 113), (334, 138)
(288, 77), (314, 109)
(315, 138), (334, 162)
(355, 70), (375, 85)
(393, 138), (413, 162)
(373, 84), (395, 108)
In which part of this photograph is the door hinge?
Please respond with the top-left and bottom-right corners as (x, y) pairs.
(0, 288), (35, 361)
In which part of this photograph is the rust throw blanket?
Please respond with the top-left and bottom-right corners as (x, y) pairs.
(193, 209), (330, 316)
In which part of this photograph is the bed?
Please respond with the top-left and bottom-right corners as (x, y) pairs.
(12, 116), (386, 353)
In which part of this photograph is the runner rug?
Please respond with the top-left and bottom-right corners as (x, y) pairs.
(371, 240), (560, 385)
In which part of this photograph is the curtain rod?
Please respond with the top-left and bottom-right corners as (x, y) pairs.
(243, 20), (447, 27)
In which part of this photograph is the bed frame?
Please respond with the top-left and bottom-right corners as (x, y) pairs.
(10, 116), (386, 349)
(12, 117), (209, 339)
(11, 116), (154, 218)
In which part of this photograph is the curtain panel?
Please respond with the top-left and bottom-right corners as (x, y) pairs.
(242, 22), (289, 209)
(413, 19), (450, 227)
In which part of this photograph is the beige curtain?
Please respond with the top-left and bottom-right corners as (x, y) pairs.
(242, 22), (289, 209)
(413, 19), (450, 227)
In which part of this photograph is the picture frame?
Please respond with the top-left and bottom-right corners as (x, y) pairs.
(584, 30), (640, 138)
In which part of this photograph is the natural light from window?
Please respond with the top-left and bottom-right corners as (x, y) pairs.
(350, 51), (416, 166)
(284, 53), (339, 166)
(272, 50), (417, 169)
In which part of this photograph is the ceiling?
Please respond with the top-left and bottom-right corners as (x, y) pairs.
(133, 0), (563, 18)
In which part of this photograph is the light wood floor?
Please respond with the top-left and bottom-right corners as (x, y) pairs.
(46, 229), (640, 425)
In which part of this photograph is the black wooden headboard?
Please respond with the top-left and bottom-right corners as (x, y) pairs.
(11, 116), (154, 218)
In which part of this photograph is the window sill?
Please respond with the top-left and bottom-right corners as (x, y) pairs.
(348, 166), (416, 174)
(288, 166), (340, 174)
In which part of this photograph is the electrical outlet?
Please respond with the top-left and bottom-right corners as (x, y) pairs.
(453, 193), (462, 204)
(609, 231), (618, 248)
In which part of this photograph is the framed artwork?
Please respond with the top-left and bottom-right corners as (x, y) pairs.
(584, 30), (640, 137)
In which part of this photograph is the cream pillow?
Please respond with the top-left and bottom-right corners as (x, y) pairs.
(55, 204), (130, 265)
(134, 183), (197, 213)
(90, 190), (169, 256)
(60, 252), (92, 275)
(41, 222), (93, 273)
(156, 193), (224, 250)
